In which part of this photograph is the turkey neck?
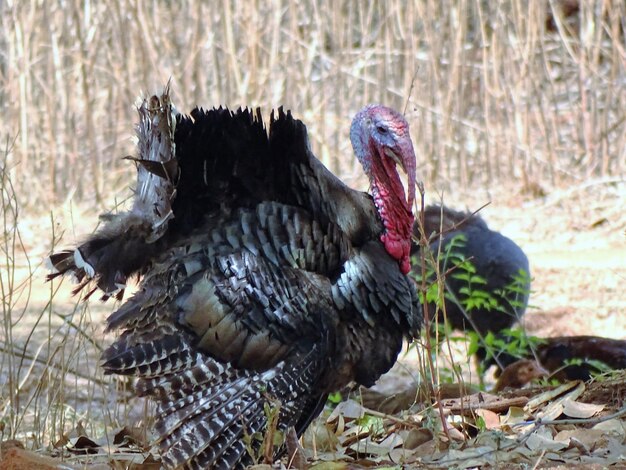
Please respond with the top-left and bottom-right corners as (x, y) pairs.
(368, 150), (414, 275)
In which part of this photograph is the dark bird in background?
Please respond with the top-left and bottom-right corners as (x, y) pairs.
(483, 333), (626, 382)
(412, 206), (626, 384)
(412, 205), (531, 339)
(48, 90), (422, 469)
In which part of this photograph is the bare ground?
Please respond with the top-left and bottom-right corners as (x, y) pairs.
(1, 180), (625, 468)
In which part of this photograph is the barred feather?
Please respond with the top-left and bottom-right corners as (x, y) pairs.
(117, 344), (327, 470)
(50, 89), (423, 469)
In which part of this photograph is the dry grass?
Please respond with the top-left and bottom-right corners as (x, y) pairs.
(1, 0), (624, 209)
(0, 143), (127, 454)
(0, 0), (625, 463)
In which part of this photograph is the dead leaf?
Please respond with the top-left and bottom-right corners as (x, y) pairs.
(531, 381), (587, 425)
(592, 418), (626, 436)
(499, 406), (527, 429)
(475, 409), (500, 430)
(430, 446), (499, 468)
(113, 426), (148, 448)
(335, 414), (345, 435)
(309, 462), (349, 470)
(525, 381), (583, 411)
(554, 428), (606, 449)
(402, 428), (433, 450)
(537, 399), (565, 422)
(542, 451), (566, 462)
(109, 453), (160, 470)
(348, 436), (394, 457)
(409, 438), (443, 460)
(303, 423), (340, 454)
(562, 399), (604, 419)
(308, 449), (349, 463)
(377, 432), (403, 450)
(328, 400), (365, 422)
(359, 386), (419, 414)
(443, 424), (466, 442)
(53, 420), (93, 449)
(441, 392), (528, 415)
(286, 427), (308, 470)
(566, 436), (590, 454)
(67, 435), (100, 454)
(526, 428), (568, 452)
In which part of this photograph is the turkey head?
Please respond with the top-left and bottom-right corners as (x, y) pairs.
(350, 105), (417, 274)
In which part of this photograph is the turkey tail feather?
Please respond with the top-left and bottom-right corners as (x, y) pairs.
(103, 336), (327, 470)
(46, 88), (177, 298)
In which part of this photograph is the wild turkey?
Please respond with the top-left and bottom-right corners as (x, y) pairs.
(412, 205), (530, 338)
(482, 333), (626, 382)
(48, 90), (422, 469)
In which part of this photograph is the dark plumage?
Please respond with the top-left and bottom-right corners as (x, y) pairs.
(48, 91), (422, 469)
(413, 205), (530, 337)
(484, 334), (626, 382)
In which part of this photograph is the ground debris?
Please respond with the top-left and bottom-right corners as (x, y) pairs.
(297, 372), (626, 469)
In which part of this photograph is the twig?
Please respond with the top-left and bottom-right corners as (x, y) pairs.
(532, 404), (626, 428)
(531, 449), (546, 470)
(0, 340), (109, 386)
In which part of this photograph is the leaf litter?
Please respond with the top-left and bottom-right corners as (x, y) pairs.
(3, 373), (626, 468)
(295, 371), (626, 469)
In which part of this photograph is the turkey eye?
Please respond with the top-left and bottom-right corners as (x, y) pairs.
(376, 125), (388, 135)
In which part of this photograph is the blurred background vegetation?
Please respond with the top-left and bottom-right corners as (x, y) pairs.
(0, 0), (625, 456)
(1, 0), (624, 211)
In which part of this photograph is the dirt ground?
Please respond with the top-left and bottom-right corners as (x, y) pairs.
(367, 179), (626, 399)
(478, 181), (625, 340)
(1, 180), (625, 467)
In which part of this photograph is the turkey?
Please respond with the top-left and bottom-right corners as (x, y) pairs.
(481, 333), (626, 382)
(47, 90), (422, 469)
(412, 205), (530, 339)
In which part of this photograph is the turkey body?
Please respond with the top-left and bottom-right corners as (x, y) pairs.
(49, 94), (422, 469)
(414, 205), (530, 336)
(484, 334), (626, 382)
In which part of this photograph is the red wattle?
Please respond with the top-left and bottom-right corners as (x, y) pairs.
(399, 256), (410, 275)
(380, 233), (412, 275)
(370, 158), (414, 276)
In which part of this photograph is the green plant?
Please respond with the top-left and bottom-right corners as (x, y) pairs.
(327, 391), (343, 406)
(415, 234), (529, 319)
(412, 232), (534, 376)
(470, 328), (545, 370)
(242, 395), (284, 465)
